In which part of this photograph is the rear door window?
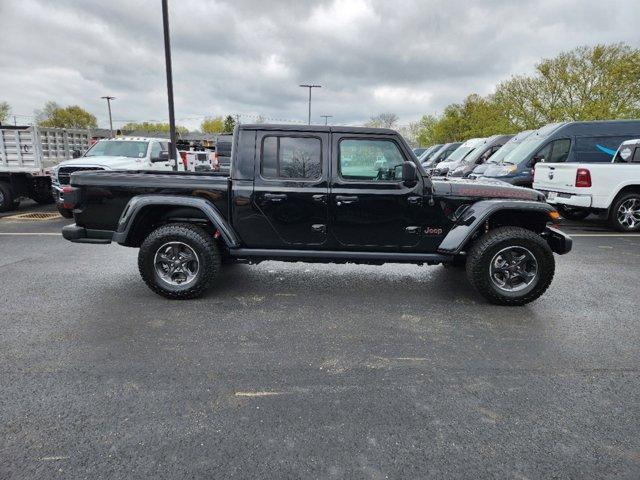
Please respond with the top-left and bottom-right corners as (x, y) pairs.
(261, 136), (322, 180)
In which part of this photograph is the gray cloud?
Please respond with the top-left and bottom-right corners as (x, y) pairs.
(1, 0), (639, 129)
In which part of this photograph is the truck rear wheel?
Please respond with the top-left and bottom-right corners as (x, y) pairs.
(609, 193), (640, 232)
(138, 223), (221, 299)
(0, 182), (15, 212)
(465, 226), (555, 306)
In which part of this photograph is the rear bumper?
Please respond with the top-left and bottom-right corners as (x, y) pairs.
(542, 226), (572, 255)
(62, 224), (113, 244)
(536, 189), (592, 208)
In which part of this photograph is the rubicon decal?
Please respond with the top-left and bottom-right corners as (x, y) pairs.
(424, 226), (444, 235)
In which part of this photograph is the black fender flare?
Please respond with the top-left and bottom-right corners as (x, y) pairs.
(111, 195), (241, 248)
(437, 200), (555, 255)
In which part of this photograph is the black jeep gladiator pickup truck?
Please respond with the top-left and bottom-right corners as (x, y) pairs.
(62, 124), (571, 305)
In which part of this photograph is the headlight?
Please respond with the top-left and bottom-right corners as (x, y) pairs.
(495, 165), (517, 176)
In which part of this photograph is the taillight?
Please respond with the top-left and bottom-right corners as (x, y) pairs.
(211, 153), (220, 172)
(62, 185), (77, 209)
(575, 168), (591, 188)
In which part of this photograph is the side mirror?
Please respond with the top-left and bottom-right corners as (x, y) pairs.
(72, 149), (82, 159)
(402, 161), (418, 186)
(152, 151), (170, 162)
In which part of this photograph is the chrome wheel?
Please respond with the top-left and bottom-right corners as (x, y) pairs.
(617, 198), (640, 229)
(489, 246), (538, 293)
(153, 242), (200, 286)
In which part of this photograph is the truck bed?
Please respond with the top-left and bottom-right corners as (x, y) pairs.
(71, 169), (230, 231)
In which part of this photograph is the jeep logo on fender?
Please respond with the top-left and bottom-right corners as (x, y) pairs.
(424, 226), (443, 236)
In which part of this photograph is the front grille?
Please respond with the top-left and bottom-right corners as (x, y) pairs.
(58, 166), (104, 185)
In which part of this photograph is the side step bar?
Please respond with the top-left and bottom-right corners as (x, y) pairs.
(229, 248), (453, 264)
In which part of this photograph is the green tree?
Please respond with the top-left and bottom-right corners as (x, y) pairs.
(121, 122), (188, 134)
(38, 103), (98, 129)
(0, 101), (11, 123)
(223, 115), (236, 132)
(200, 116), (225, 134)
(494, 43), (640, 129)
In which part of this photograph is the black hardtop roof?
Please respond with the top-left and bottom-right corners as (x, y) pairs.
(238, 123), (398, 135)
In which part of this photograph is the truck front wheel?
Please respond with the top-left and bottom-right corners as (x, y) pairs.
(138, 223), (221, 299)
(465, 226), (555, 306)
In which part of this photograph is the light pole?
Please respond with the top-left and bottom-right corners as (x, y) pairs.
(101, 96), (115, 138)
(320, 115), (332, 125)
(162, 0), (178, 171)
(299, 84), (321, 125)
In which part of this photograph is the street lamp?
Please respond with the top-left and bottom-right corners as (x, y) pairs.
(299, 84), (321, 125)
(101, 96), (115, 138)
(320, 115), (333, 126)
(162, 0), (178, 171)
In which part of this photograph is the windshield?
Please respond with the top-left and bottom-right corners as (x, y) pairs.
(445, 140), (482, 163)
(85, 140), (149, 158)
(418, 145), (439, 162)
(484, 132), (533, 165)
(500, 135), (548, 165)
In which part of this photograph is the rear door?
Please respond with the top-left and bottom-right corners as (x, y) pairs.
(329, 134), (426, 250)
(252, 130), (329, 248)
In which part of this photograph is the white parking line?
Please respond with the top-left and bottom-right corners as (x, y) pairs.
(569, 233), (640, 237)
(0, 232), (61, 236)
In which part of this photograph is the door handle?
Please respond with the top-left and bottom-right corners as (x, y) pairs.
(263, 193), (287, 202)
(335, 195), (359, 206)
(311, 224), (326, 234)
(407, 196), (422, 206)
(312, 194), (327, 204)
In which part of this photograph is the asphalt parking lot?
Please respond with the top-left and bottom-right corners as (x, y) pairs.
(1, 202), (639, 479)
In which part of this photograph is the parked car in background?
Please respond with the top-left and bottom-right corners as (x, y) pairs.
(448, 134), (514, 178)
(483, 120), (640, 187)
(432, 138), (485, 176)
(421, 142), (462, 170)
(417, 144), (443, 163)
(215, 134), (233, 173)
(469, 130), (534, 179)
(534, 138), (640, 229)
(52, 137), (184, 217)
(413, 147), (428, 157)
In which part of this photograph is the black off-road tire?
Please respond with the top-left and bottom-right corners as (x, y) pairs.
(56, 203), (74, 219)
(0, 182), (15, 212)
(608, 192), (640, 232)
(138, 223), (221, 299)
(557, 204), (590, 221)
(465, 226), (555, 306)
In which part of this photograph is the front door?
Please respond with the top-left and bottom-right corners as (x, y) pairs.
(329, 134), (426, 250)
(252, 130), (329, 248)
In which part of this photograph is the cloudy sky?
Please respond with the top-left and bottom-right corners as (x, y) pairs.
(1, 0), (639, 130)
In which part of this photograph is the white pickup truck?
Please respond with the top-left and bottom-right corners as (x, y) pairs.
(52, 136), (183, 217)
(533, 138), (640, 231)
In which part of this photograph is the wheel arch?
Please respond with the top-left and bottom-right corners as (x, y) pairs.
(607, 184), (640, 213)
(437, 200), (555, 255)
(113, 195), (240, 248)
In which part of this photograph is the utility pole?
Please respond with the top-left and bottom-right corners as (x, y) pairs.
(299, 84), (321, 125)
(162, 0), (178, 171)
(320, 115), (332, 126)
(100, 96), (115, 138)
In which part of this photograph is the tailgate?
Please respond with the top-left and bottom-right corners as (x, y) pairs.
(533, 163), (578, 191)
